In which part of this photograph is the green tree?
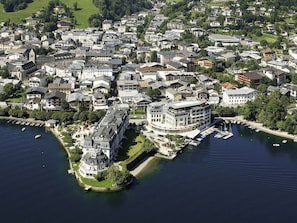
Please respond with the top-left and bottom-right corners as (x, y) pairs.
(107, 165), (132, 185)
(146, 88), (161, 99)
(150, 51), (158, 62)
(143, 138), (156, 153)
(0, 66), (10, 78)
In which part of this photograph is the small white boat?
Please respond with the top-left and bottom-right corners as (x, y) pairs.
(21, 127), (26, 132)
(255, 129), (260, 132)
(214, 132), (223, 139)
(282, 140), (287, 144)
(189, 140), (200, 146)
(272, 143), (280, 147)
(35, 134), (41, 139)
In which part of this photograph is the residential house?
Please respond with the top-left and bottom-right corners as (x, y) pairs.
(92, 77), (111, 95)
(43, 91), (66, 110)
(131, 93), (152, 109)
(236, 71), (263, 86)
(48, 82), (72, 96)
(67, 91), (92, 111)
(92, 91), (108, 110)
(282, 84), (297, 99)
(28, 74), (48, 87)
(261, 67), (287, 85)
(25, 87), (47, 100)
(262, 49), (275, 62)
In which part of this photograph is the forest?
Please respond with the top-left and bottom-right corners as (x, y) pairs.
(89, 0), (152, 27)
(0, 0), (33, 12)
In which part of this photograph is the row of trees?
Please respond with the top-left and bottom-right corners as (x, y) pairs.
(0, 106), (106, 124)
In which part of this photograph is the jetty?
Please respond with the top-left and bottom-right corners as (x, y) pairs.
(0, 116), (45, 127)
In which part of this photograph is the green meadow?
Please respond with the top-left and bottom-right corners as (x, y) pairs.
(252, 33), (278, 43)
(0, 0), (99, 28)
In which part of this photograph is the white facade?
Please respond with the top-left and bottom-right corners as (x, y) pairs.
(147, 99), (211, 135)
(222, 86), (258, 106)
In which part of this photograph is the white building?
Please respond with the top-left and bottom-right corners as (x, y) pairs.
(222, 86), (258, 107)
(146, 99), (211, 136)
(79, 108), (129, 178)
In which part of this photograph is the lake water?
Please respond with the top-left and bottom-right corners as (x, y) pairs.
(1, 121), (297, 223)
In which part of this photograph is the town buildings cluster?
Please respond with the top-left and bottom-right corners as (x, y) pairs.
(1, 0), (297, 177)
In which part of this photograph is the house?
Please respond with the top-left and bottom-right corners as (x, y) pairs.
(222, 86), (259, 107)
(92, 77), (111, 95)
(25, 87), (47, 100)
(92, 91), (108, 110)
(165, 88), (182, 101)
(43, 91), (66, 111)
(261, 68), (287, 85)
(23, 97), (42, 110)
(157, 70), (195, 82)
(137, 64), (175, 80)
(267, 86), (290, 97)
(131, 93), (152, 109)
(67, 92), (92, 111)
(236, 71), (263, 86)
(282, 84), (297, 99)
(28, 74), (48, 87)
(262, 49), (275, 62)
(48, 82), (72, 96)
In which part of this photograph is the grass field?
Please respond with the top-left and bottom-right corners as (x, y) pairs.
(81, 177), (114, 187)
(252, 33), (277, 43)
(0, 0), (98, 28)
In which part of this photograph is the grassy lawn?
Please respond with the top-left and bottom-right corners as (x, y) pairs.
(62, 0), (99, 28)
(0, 0), (98, 28)
(81, 177), (114, 188)
(117, 129), (145, 162)
(207, 1), (228, 7)
(252, 33), (277, 43)
(166, 0), (184, 3)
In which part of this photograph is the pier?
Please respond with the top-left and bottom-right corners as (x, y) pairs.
(0, 116), (45, 127)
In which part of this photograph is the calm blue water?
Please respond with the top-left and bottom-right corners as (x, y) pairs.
(1, 121), (297, 223)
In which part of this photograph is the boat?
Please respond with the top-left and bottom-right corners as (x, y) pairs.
(35, 134), (41, 139)
(21, 127), (26, 132)
(282, 140), (288, 144)
(272, 143), (280, 147)
(189, 140), (200, 146)
(214, 132), (223, 139)
(255, 129), (260, 132)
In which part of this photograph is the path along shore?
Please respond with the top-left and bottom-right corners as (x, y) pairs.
(223, 116), (297, 142)
(130, 156), (156, 177)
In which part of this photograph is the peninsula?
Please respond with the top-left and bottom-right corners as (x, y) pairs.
(1, 0), (297, 191)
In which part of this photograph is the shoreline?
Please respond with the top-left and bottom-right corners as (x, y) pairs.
(222, 116), (297, 142)
(130, 156), (156, 177)
(3, 114), (296, 192)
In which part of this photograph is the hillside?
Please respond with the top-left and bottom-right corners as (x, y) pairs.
(0, 0), (98, 28)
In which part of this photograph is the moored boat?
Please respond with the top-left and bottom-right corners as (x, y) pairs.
(21, 127), (26, 132)
(35, 134), (41, 139)
(272, 143), (280, 147)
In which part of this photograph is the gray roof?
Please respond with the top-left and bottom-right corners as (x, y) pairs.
(26, 87), (47, 94)
(45, 91), (66, 99)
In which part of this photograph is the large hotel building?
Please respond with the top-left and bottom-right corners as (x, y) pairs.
(146, 99), (211, 136)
